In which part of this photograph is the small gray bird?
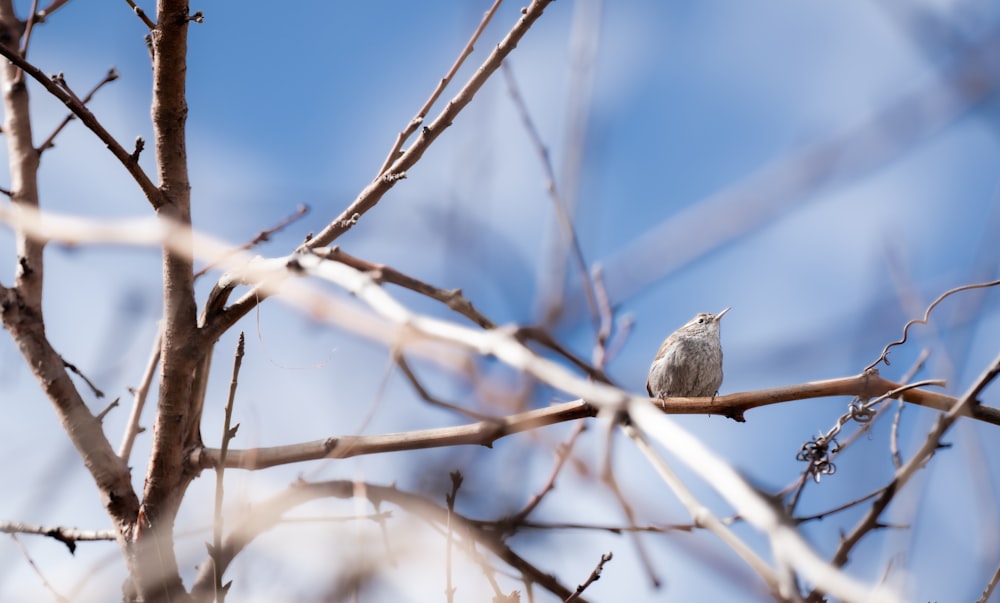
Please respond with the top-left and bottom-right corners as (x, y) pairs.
(646, 307), (730, 399)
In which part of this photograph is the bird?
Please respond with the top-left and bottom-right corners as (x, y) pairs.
(646, 307), (730, 399)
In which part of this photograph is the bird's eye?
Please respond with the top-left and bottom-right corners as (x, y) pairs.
(698, 318), (705, 324)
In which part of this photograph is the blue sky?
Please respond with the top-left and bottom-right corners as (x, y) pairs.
(1, 1), (999, 601)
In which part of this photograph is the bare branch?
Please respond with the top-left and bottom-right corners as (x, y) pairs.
(0, 43), (164, 209)
(122, 0), (155, 29)
(209, 332), (244, 602)
(502, 61), (599, 328)
(37, 67), (119, 154)
(193, 204), (309, 280)
(306, 0), (557, 249)
(191, 479), (583, 602)
(376, 0), (503, 177)
(321, 246), (495, 329)
(118, 330), (160, 461)
(564, 552), (612, 603)
(0, 520), (117, 553)
(832, 351), (1000, 568)
(9, 533), (68, 603)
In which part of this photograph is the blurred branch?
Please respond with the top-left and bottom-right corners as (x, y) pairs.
(628, 401), (900, 603)
(9, 533), (68, 603)
(190, 479), (583, 603)
(627, 425), (782, 598)
(502, 61), (599, 328)
(396, 353), (497, 421)
(502, 421), (585, 530)
(321, 246), (496, 329)
(193, 204), (308, 280)
(0, 520), (117, 553)
(831, 350), (1000, 568)
(593, 29), (1000, 318)
(565, 551), (612, 603)
(3, 206), (998, 430)
(118, 330), (160, 461)
(600, 416), (660, 588)
(205, 0), (558, 334)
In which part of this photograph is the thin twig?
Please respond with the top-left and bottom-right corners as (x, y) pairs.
(9, 533), (69, 603)
(193, 205), (309, 279)
(37, 67), (120, 153)
(504, 421), (585, 529)
(793, 489), (884, 524)
(600, 417), (660, 588)
(211, 332), (245, 602)
(832, 351), (1000, 568)
(891, 348), (930, 468)
(95, 397), (119, 422)
(396, 353), (497, 421)
(122, 0), (155, 29)
(305, 0), (556, 251)
(62, 356), (104, 398)
(0, 43), (164, 209)
(19, 0), (41, 61)
(0, 520), (117, 553)
(376, 0), (503, 177)
(502, 61), (600, 330)
(320, 246), (495, 329)
(118, 329), (160, 461)
(591, 264), (614, 369)
(564, 551), (612, 603)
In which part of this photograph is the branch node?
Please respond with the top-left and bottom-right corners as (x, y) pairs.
(130, 136), (145, 162)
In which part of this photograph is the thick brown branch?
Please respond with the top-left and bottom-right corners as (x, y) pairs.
(0, 4), (42, 314)
(665, 372), (1000, 425)
(0, 286), (139, 543)
(132, 2), (201, 601)
(193, 400), (595, 470)
(193, 373), (1000, 471)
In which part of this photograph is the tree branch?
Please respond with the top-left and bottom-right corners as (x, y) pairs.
(0, 42), (164, 210)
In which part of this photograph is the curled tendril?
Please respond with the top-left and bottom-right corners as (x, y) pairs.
(796, 436), (840, 483)
(849, 398), (874, 423)
(865, 278), (1000, 371)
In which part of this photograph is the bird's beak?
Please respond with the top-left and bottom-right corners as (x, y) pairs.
(715, 307), (731, 321)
